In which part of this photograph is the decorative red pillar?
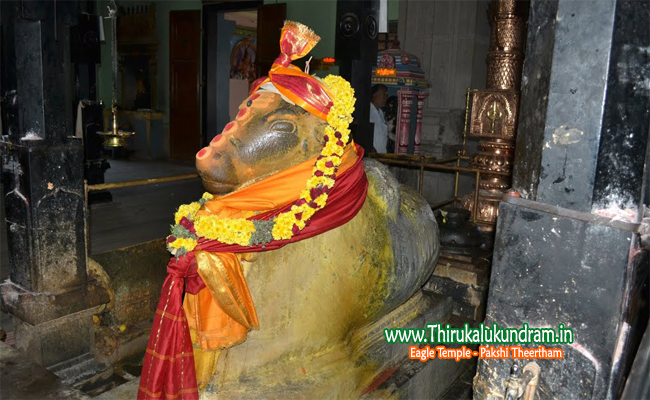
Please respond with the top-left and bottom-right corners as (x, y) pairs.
(372, 43), (430, 155)
(397, 89), (415, 154)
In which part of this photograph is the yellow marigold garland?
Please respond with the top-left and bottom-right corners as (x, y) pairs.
(167, 75), (355, 256)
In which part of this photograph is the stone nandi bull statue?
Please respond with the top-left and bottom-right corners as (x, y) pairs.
(138, 22), (439, 400)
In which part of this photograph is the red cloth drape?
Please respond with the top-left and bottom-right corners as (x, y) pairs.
(138, 147), (367, 399)
(138, 253), (201, 400)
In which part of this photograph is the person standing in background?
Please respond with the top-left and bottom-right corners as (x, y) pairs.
(370, 84), (388, 153)
(384, 95), (398, 153)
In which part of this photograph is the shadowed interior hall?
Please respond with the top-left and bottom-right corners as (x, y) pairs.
(1, 1), (648, 399)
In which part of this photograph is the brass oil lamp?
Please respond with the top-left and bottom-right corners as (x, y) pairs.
(98, 106), (134, 147)
(98, 1), (134, 147)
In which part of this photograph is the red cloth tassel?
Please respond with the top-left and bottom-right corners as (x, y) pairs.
(138, 253), (204, 400)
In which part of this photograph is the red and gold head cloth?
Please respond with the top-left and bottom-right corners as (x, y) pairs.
(250, 21), (334, 121)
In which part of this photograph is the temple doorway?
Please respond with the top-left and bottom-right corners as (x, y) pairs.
(202, 2), (285, 143)
(169, 10), (201, 161)
(224, 10), (258, 121)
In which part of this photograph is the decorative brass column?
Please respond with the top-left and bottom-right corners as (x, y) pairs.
(462, 0), (526, 225)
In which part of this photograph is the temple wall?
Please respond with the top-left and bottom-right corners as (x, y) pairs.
(96, 0), (202, 159)
(267, 0), (399, 62)
(397, 0), (491, 204)
(93, 0), (488, 170)
(96, 0), (373, 159)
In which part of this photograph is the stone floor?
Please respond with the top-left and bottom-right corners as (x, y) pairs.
(0, 342), (88, 400)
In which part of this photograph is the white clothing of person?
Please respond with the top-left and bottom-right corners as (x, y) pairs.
(370, 103), (388, 153)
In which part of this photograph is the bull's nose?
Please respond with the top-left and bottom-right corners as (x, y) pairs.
(223, 121), (236, 133)
(236, 107), (250, 121)
(196, 147), (211, 160)
(211, 134), (223, 145)
(211, 122), (237, 147)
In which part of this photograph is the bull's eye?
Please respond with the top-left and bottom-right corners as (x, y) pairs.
(270, 120), (297, 134)
(247, 100), (253, 107)
(230, 137), (242, 148)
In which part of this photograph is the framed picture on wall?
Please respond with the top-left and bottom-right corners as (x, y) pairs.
(230, 38), (257, 83)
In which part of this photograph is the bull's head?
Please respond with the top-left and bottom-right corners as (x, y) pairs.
(196, 92), (328, 194)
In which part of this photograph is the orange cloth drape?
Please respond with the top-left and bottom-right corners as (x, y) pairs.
(250, 21), (334, 121)
(184, 144), (359, 350)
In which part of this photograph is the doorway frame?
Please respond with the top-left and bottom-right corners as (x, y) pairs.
(169, 9), (202, 161)
(201, 1), (263, 146)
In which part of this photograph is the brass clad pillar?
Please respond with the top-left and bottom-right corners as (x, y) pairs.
(462, 0), (526, 226)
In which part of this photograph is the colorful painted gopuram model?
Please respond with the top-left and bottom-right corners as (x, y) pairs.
(138, 22), (439, 400)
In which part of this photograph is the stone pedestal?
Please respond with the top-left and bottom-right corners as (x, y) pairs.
(474, 0), (650, 398)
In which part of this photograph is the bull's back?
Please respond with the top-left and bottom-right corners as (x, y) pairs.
(207, 159), (439, 398)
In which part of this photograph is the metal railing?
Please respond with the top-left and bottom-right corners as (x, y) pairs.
(83, 172), (200, 255)
(370, 87), (499, 226)
(369, 153), (503, 226)
(84, 91), (493, 225)
(86, 173), (198, 192)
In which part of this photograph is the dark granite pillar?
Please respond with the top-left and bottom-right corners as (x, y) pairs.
(0, 0), (109, 367)
(475, 0), (649, 398)
(512, 0), (649, 218)
(335, 0), (379, 154)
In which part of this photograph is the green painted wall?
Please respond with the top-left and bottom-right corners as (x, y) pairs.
(96, 0), (398, 127)
(97, 0), (113, 109)
(389, 0), (399, 20)
(264, 0), (337, 60)
(97, 0), (201, 124)
(266, 0), (399, 57)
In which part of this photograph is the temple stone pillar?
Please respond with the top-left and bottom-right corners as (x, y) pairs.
(335, 0), (379, 154)
(511, 0), (649, 213)
(0, 0), (109, 367)
(397, 0), (491, 204)
(474, 0), (650, 398)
